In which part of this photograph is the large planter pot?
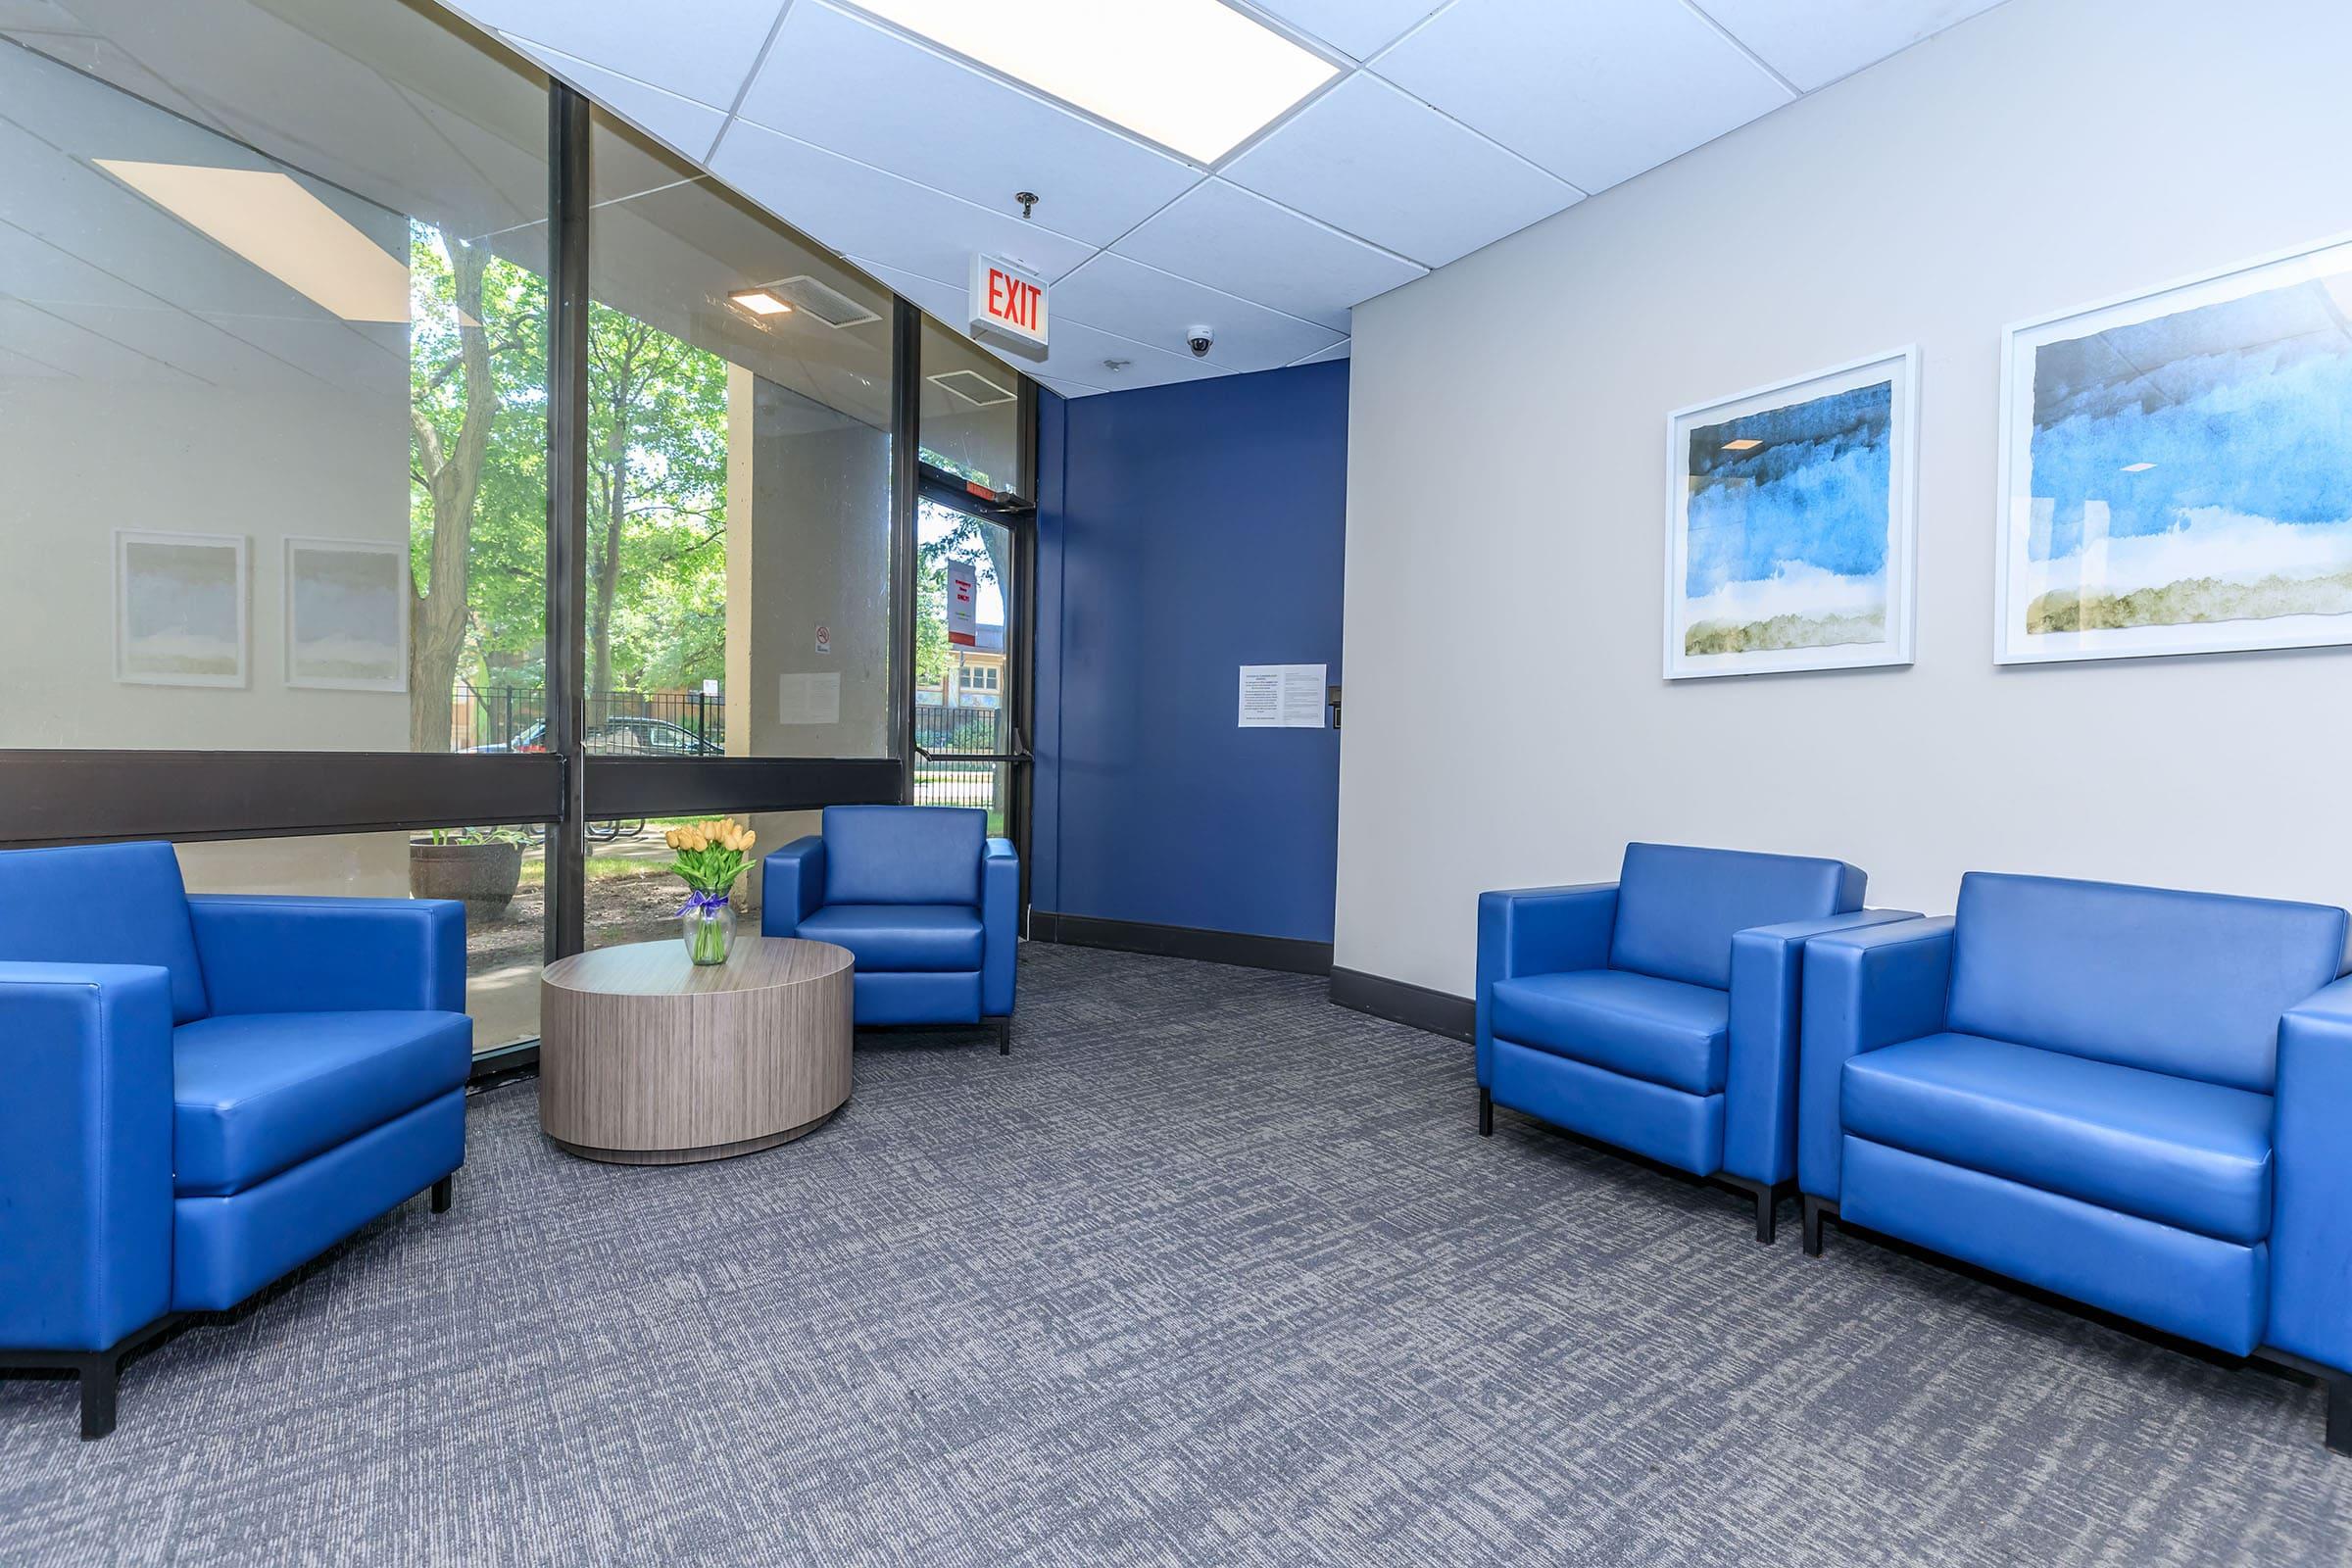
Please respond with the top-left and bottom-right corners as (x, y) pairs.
(409, 838), (524, 918)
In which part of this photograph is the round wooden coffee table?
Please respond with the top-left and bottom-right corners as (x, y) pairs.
(539, 935), (854, 1164)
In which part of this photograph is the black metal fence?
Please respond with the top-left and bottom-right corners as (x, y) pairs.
(450, 685), (727, 754)
(913, 703), (1007, 827)
(447, 688), (1004, 827)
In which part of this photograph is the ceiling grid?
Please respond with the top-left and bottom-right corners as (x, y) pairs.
(427, 0), (2008, 397)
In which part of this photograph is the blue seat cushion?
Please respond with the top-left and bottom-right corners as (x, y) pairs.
(1843, 1032), (2275, 1245)
(1489, 969), (1729, 1095)
(172, 1011), (472, 1196)
(800, 905), (984, 973)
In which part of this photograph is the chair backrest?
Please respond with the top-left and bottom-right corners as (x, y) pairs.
(1608, 842), (1866, 991)
(1947, 872), (2349, 1094)
(0, 841), (209, 1022)
(821, 806), (984, 906)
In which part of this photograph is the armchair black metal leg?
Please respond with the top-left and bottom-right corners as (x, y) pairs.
(79, 1352), (119, 1442)
(431, 1175), (454, 1214)
(992, 1016), (1011, 1054)
(1753, 1185), (1778, 1247)
(2328, 1369), (2351, 1456)
(1802, 1195), (1829, 1257)
(1478, 1088), (1494, 1137)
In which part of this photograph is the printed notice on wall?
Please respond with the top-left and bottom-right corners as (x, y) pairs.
(1238, 663), (1327, 728)
(778, 670), (841, 725)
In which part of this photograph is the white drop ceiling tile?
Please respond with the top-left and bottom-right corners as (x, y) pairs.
(1376, 0), (1793, 192)
(1035, 374), (1103, 400)
(1026, 316), (1226, 392)
(1291, 338), (1350, 366)
(0, 343), (69, 378)
(1698, 0), (2007, 91)
(48, 301), (332, 397)
(711, 121), (1096, 287)
(1244, 0), (1446, 60)
(741, 2), (1201, 248)
(849, 253), (1216, 394)
(1221, 71), (1577, 268)
(201, 313), (409, 398)
(502, 39), (726, 164)
(847, 254), (963, 318)
(0, 297), (200, 384)
(434, 0), (782, 107)
(1053, 253), (1340, 372)
(1110, 178), (1422, 331)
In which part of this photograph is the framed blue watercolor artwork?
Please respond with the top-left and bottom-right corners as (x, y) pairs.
(1998, 236), (2352, 663)
(1664, 348), (1918, 679)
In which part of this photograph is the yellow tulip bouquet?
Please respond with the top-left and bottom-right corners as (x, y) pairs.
(665, 817), (758, 964)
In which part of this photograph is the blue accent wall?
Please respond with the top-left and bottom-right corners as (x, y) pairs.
(1032, 361), (1348, 944)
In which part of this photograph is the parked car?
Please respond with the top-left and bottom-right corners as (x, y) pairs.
(466, 716), (722, 758)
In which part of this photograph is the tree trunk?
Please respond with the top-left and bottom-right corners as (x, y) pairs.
(585, 322), (647, 709)
(409, 235), (496, 753)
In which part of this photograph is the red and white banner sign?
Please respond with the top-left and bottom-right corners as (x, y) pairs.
(969, 253), (1047, 350)
(946, 560), (979, 647)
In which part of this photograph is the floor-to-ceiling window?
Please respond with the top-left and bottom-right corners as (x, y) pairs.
(0, 0), (1033, 1063)
(572, 108), (901, 955)
(0, 0), (556, 1050)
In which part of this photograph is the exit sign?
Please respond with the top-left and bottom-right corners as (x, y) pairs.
(969, 253), (1048, 351)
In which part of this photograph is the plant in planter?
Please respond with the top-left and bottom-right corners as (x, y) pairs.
(665, 818), (757, 965)
(408, 826), (529, 918)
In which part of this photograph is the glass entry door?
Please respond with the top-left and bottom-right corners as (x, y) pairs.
(914, 496), (1022, 837)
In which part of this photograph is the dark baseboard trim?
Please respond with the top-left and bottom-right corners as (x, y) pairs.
(1029, 910), (1333, 976)
(1328, 965), (1474, 1042)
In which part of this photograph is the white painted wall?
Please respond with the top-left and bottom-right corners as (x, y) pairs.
(1336, 0), (2352, 998)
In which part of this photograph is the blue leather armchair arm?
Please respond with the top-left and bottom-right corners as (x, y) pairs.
(983, 838), (1018, 1017)
(1475, 883), (1618, 1087)
(2270, 973), (2352, 1373)
(760, 837), (826, 937)
(0, 962), (175, 1350)
(1795, 916), (1954, 1201)
(187, 896), (464, 1016)
(1724, 909), (1922, 1188)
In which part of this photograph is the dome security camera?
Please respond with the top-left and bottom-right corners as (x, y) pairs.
(1185, 325), (1214, 359)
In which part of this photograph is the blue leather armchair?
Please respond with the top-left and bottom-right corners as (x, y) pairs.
(0, 841), (469, 1438)
(1798, 872), (2352, 1451)
(761, 806), (1016, 1051)
(1477, 843), (1909, 1240)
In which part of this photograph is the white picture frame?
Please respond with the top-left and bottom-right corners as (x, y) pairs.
(113, 529), (248, 688)
(1664, 347), (1919, 680)
(283, 536), (410, 692)
(1995, 233), (2352, 664)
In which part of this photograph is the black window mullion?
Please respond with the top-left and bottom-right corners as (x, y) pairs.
(543, 79), (592, 961)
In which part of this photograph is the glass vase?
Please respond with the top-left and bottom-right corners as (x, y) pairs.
(681, 896), (736, 966)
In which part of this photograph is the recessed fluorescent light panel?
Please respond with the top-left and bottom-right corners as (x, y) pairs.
(730, 289), (794, 317)
(930, 368), (1017, 408)
(94, 160), (409, 322)
(1722, 438), (1764, 451)
(848, 0), (1337, 164)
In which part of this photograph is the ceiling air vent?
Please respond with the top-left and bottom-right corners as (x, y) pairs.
(928, 368), (1017, 408)
(763, 273), (881, 329)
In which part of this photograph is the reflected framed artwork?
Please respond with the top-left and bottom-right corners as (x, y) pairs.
(1997, 235), (2352, 663)
(284, 537), (408, 691)
(1665, 349), (1917, 679)
(114, 529), (248, 688)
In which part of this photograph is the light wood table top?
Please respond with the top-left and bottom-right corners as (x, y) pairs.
(544, 935), (853, 998)
(539, 936), (855, 1165)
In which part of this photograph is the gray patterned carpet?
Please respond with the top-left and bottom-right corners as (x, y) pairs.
(4, 943), (2349, 1566)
